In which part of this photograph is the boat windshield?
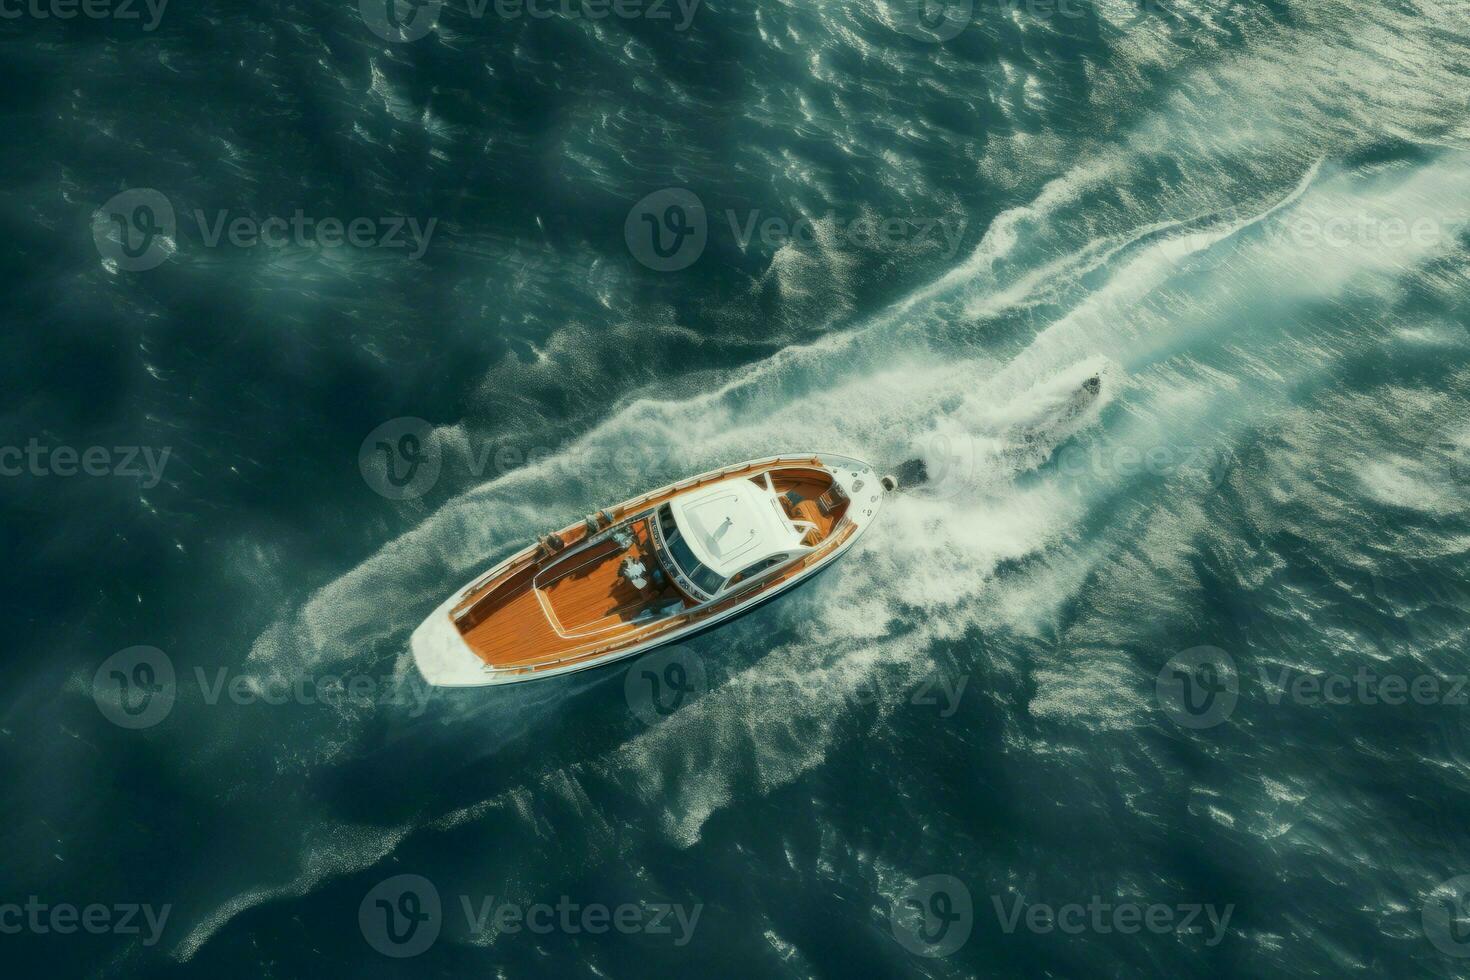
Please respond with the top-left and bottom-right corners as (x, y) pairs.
(656, 504), (725, 596)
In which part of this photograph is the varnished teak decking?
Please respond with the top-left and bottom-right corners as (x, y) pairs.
(451, 459), (852, 675)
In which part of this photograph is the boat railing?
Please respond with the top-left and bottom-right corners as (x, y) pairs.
(614, 453), (824, 514)
(460, 455), (825, 621)
(481, 511), (858, 676)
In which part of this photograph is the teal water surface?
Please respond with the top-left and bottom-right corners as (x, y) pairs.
(3, 0), (1470, 976)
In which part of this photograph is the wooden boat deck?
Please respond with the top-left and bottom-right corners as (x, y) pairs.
(459, 520), (685, 668)
(537, 520), (662, 633)
(452, 459), (853, 674)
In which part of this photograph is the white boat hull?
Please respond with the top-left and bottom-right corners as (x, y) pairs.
(411, 453), (884, 687)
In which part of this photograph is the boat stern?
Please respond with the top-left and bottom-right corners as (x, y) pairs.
(818, 453), (886, 533)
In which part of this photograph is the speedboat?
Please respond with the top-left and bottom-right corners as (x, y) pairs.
(411, 454), (889, 686)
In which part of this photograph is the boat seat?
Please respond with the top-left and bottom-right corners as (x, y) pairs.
(779, 488), (826, 544)
(817, 484), (847, 515)
(790, 498), (822, 525)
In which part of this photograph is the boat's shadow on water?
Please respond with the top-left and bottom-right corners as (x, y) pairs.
(310, 630), (751, 828)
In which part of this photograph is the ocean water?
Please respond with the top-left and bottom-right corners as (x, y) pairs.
(4, 0), (1470, 975)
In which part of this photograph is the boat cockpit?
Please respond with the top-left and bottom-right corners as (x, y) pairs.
(643, 468), (849, 604)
